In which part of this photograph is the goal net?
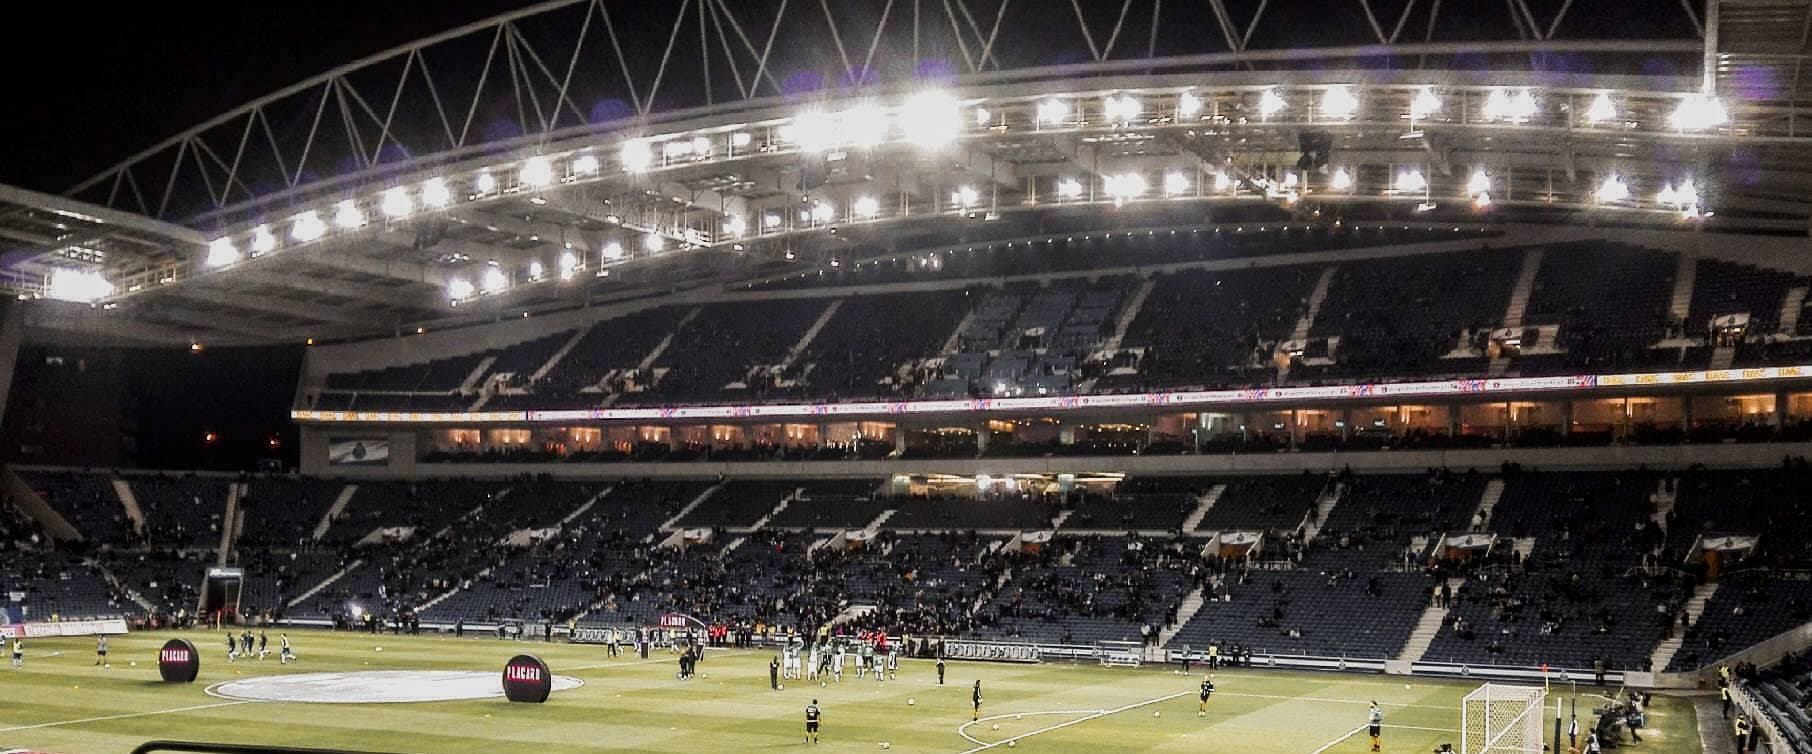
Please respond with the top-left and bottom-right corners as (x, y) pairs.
(1461, 683), (1546, 754)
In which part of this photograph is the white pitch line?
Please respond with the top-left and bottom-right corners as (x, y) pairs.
(955, 690), (1193, 753)
(0, 700), (254, 733)
(1307, 723), (1367, 754)
(957, 710), (1102, 746)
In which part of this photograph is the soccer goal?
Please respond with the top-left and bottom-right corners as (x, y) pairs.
(1460, 683), (1546, 754)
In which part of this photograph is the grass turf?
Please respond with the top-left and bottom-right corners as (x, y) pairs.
(0, 629), (1703, 753)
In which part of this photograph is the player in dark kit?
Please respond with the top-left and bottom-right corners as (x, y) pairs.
(972, 680), (984, 721)
(770, 655), (781, 690)
(1198, 676), (1214, 716)
(936, 656), (946, 685)
(258, 631), (268, 660)
(804, 699), (822, 744)
(225, 633), (238, 662)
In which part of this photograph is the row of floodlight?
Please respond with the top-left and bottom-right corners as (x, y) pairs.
(50, 85), (1735, 305)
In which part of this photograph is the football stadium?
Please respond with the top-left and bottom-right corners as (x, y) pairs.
(2, 1), (1812, 752)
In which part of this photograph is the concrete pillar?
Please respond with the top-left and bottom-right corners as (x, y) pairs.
(1504, 401), (1514, 442)
(1447, 404), (1462, 438)
(1289, 409), (1301, 450)
(1561, 401), (1574, 436)
(1340, 409), (1353, 443)
(974, 424), (990, 454)
(1681, 397), (1694, 441)
(895, 428), (909, 456)
(818, 423), (831, 448)
(1774, 390), (1789, 429)
(1059, 424), (1078, 446)
(1620, 398), (1632, 443)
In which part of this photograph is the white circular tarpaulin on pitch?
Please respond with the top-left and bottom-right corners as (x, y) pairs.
(207, 670), (584, 704)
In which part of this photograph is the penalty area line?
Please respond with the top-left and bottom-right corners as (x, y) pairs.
(1307, 724), (1368, 754)
(954, 690), (1193, 753)
(0, 700), (255, 733)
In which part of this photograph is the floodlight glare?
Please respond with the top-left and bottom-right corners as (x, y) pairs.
(1596, 174), (1630, 203)
(48, 268), (113, 303)
(1321, 85), (1359, 119)
(558, 250), (580, 280)
(620, 140), (655, 172)
(952, 185), (979, 209)
(528, 260), (546, 281)
(810, 201), (835, 223)
(332, 201), (365, 230)
(520, 156), (555, 188)
(291, 211), (327, 242)
(1163, 171), (1190, 197)
(1104, 95), (1141, 123)
(206, 238), (241, 268)
(380, 187), (413, 219)
(1177, 92), (1203, 119)
(1670, 95), (1728, 131)
(602, 240), (625, 260)
(724, 215), (747, 237)
(250, 226), (277, 255)
(1409, 87), (1441, 120)
(447, 277), (475, 301)
(1056, 178), (1084, 200)
(571, 153), (601, 175)
(853, 196), (880, 219)
(1036, 99), (1071, 126)
(1330, 168), (1354, 192)
(842, 105), (890, 148)
(1467, 169), (1491, 197)
(481, 265), (508, 294)
(1396, 169), (1428, 193)
(474, 171), (497, 194)
(1585, 93), (1616, 124)
(901, 90), (961, 147)
(1259, 88), (1287, 119)
(643, 233), (665, 252)
(421, 178), (452, 208)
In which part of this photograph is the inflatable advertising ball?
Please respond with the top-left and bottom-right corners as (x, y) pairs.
(159, 638), (200, 683)
(502, 654), (552, 703)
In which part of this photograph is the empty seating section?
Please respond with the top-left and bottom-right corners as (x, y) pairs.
(495, 306), (688, 409)
(237, 549), (346, 618)
(237, 478), (344, 548)
(1309, 249), (1520, 379)
(23, 470), (132, 542)
(1424, 470), (1666, 670)
(790, 290), (970, 400)
(886, 495), (1060, 531)
(1743, 653), (1812, 753)
(131, 475), (229, 548)
(1063, 492), (1197, 531)
(1115, 266), (1319, 389)
(1167, 564), (1433, 660)
(484, 330), (576, 386)
(671, 480), (796, 529)
(1689, 259), (1797, 335)
(324, 352), (488, 393)
(1195, 475), (1328, 532)
(633, 299), (829, 404)
(322, 480), (510, 545)
(1668, 574), (1812, 672)
(1667, 468), (1812, 567)
(764, 481), (890, 529)
(1520, 244), (1673, 372)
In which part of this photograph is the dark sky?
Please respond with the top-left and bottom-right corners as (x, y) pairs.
(1, 1), (527, 193)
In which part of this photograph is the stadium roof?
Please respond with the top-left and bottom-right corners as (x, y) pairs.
(9, 0), (1812, 347)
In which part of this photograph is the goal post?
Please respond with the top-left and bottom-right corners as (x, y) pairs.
(1461, 683), (1546, 754)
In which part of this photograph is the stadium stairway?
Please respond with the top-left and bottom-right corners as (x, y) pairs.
(738, 492), (796, 534)
(561, 486), (611, 526)
(637, 306), (700, 371)
(1471, 479), (1505, 531)
(660, 481), (724, 531)
(110, 478), (145, 534)
(1157, 585), (1208, 647)
(1291, 266), (1340, 342)
(1710, 345), (1737, 370)
(1, 467), (81, 540)
(288, 558), (365, 610)
(457, 355), (496, 393)
(1670, 253), (1699, 322)
(1650, 582), (1722, 671)
(778, 300), (843, 371)
(1781, 285), (1808, 334)
(313, 484), (357, 541)
(531, 328), (591, 383)
(1180, 485), (1227, 533)
(217, 482), (243, 565)
(863, 509), (897, 532)
(1301, 482), (1344, 543)
(1490, 249), (1546, 376)
(90, 558), (158, 615)
(1651, 477), (1678, 530)
(1102, 278), (1156, 351)
(1396, 577), (1462, 668)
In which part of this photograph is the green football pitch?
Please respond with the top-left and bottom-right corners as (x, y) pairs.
(0, 630), (1704, 753)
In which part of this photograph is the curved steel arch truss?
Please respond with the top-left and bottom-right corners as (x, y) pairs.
(66, 0), (1713, 225)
